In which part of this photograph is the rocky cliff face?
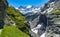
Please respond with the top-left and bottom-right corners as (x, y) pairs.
(26, 0), (60, 37)
(0, 0), (8, 29)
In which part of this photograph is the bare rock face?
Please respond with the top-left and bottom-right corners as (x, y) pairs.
(46, 15), (60, 37)
(26, 0), (60, 37)
(0, 0), (8, 29)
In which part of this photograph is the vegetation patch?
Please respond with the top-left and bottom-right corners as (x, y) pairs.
(7, 6), (30, 35)
(51, 7), (60, 15)
(0, 26), (29, 37)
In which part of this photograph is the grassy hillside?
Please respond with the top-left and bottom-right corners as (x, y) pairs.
(7, 6), (30, 35)
(0, 6), (30, 37)
(7, 6), (27, 28)
(1, 26), (29, 37)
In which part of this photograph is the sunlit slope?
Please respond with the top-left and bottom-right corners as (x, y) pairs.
(1, 26), (29, 37)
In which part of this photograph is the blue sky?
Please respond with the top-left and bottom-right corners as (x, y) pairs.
(8, 0), (49, 8)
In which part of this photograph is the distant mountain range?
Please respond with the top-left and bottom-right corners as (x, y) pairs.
(18, 5), (41, 15)
(17, 0), (59, 16)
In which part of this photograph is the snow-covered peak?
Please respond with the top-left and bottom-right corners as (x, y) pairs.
(16, 8), (18, 9)
(26, 5), (32, 8)
(18, 5), (41, 15)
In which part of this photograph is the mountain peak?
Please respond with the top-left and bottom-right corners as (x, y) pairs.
(26, 5), (32, 8)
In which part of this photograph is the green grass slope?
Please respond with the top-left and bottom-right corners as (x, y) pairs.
(7, 6), (29, 35)
(1, 26), (29, 37)
(7, 6), (27, 28)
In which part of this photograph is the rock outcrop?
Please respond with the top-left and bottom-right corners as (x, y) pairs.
(0, 0), (8, 29)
